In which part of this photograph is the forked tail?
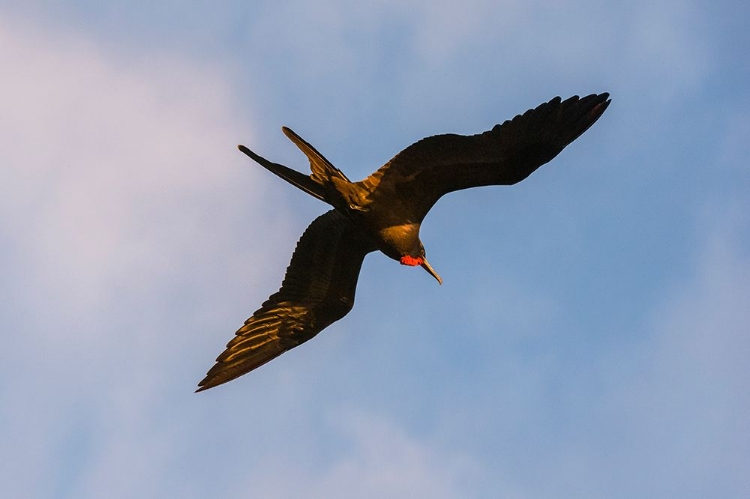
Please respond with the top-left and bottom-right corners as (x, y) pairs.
(237, 144), (327, 202)
(238, 127), (358, 209)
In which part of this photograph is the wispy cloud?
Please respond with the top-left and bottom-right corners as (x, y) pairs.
(2, 2), (748, 498)
(0, 13), (292, 497)
(236, 409), (483, 499)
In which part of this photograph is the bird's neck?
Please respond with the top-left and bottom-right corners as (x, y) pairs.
(376, 223), (422, 262)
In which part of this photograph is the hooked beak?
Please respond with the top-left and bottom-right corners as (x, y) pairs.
(420, 258), (443, 285)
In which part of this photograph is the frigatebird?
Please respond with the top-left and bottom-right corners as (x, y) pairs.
(197, 93), (610, 391)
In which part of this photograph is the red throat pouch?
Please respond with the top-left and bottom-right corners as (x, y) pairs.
(399, 255), (422, 266)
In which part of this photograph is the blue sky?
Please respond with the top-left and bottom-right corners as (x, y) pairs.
(2, 1), (749, 497)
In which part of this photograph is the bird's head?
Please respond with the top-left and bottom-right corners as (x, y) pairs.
(399, 242), (442, 285)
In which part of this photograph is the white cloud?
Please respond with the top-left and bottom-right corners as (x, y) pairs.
(1, 3), (746, 498)
(0, 13), (295, 497)
(1, 15), (251, 311)
(237, 409), (484, 499)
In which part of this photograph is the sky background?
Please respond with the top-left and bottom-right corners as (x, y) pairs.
(2, 1), (749, 497)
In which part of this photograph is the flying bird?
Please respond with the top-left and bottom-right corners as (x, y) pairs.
(197, 93), (611, 391)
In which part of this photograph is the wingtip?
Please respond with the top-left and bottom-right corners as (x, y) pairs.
(195, 379), (219, 393)
(595, 92), (611, 106)
(597, 92), (611, 106)
(596, 92), (612, 112)
(281, 126), (295, 138)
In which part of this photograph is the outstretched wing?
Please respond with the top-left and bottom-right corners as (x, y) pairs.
(359, 93), (610, 221)
(197, 210), (376, 391)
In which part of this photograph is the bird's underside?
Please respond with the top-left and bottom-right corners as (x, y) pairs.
(196, 210), (375, 391)
(197, 93), (610, 392)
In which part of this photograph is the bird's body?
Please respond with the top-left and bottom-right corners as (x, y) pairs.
(197, 93), (611, 391)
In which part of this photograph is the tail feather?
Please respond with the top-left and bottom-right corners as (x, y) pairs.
(237, 145), (326, 202)
(238, 127), (360, 211)
(281, 126), (351, 184)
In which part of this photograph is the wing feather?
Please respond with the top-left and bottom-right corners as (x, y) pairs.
(360, 93), (610, 221)
(197, 210), (375, 391)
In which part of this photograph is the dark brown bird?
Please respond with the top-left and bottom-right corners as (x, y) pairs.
(196, 93), (611, 391)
